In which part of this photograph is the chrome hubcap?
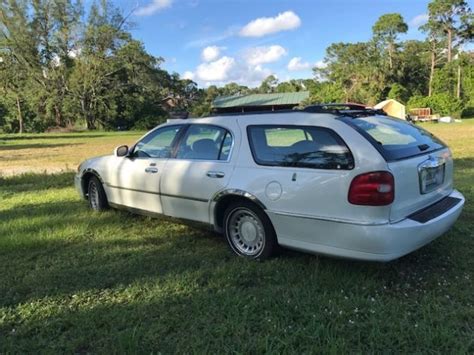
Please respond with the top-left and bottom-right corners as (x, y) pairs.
(228, 208), (265, 256)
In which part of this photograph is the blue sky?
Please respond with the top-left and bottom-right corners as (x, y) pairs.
(113, 0), (444, 87)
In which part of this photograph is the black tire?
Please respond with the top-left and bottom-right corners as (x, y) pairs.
(223, 200), (277, 260)
(87, 176), (108, 211)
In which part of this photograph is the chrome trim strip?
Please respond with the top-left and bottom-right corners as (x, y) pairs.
(269, 210), (389, 226)
(105, 183), (209, 203)
(212, 189), (266, 210)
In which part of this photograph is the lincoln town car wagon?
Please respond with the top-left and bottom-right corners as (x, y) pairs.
(75, 105), (465, 261)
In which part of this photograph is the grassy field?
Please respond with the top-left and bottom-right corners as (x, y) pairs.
(0, 131), (144, 175)
(0, 121), (473, 352)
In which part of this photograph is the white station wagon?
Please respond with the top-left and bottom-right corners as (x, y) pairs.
(75, 105), (465, 261)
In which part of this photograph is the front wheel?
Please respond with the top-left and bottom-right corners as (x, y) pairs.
(87, 176), (108, 211)
(224, 201), (277, 260)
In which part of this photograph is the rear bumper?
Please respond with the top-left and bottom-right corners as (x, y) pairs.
(268, 189), (465, 261)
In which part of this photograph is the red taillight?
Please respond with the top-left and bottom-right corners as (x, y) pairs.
(348, 171), (394, 206)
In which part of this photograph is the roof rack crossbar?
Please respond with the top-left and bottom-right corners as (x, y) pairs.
(209, 103), (386, 117)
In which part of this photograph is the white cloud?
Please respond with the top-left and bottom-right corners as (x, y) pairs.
(135, 0), (172, 16)
(240, 11), (301, 37)
(195, 56), (236, 81)
(186, 56), (273, 87)
(410, 14), (429, 28)
(244, 45), (287, 65)
(314, 60), (327, 69)
(182, 71), (195, 80)
(287, 57), (311, 71)
(201, 46), (223, 62)
(288, 57), (326, 71)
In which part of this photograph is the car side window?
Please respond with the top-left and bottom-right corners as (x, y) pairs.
(176, 125), (232, 161)
(133, 125), (182, 158)
(247, 125), (354, 170)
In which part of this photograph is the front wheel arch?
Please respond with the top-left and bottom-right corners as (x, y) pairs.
(81, 170), (104, 199)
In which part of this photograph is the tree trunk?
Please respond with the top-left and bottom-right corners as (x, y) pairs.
(388, 42), (394, 70)
(16, 95), (23, 134)
(80, 98), (95, 130)
(86, 115), (96, 130)
(447, 28), (452, 63)
(456, 63), (461, 99)
(428, 50), (435, 97)
(54, 105), (63, 127)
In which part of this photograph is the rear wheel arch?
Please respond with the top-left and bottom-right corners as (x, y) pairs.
(212, 190), (267, 232)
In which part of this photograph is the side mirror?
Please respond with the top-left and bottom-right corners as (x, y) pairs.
(114, 145), (129, 157)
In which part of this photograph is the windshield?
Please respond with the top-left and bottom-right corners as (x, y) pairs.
(341, 115), (446, 161)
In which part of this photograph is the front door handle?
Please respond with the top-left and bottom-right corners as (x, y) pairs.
(145, 167), (158, 174)
(206, 171), (225, 178)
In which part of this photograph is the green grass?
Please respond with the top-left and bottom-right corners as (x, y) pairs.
(0, 131), (144, 175)
(0, 121), (473, 352)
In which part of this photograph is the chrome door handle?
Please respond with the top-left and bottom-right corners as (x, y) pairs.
(145, 167), (158, 174)
(206, 171), (225, 178)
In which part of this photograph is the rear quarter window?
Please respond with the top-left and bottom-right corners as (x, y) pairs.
(247, 125), (354, 170)
(340, 115), (446, 161)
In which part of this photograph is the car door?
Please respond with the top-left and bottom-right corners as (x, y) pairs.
(160, 124), (236, 223)
(105, 125), (185, 214)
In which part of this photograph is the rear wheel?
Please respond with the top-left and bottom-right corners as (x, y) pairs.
(87, 176), (108, 211)
(224, 201), (277, 260)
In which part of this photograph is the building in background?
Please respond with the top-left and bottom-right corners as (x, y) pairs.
(212, 92), (310, 114)
(374, 99), (406, 120)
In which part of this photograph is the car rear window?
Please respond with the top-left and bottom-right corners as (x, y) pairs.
(247, 125), (354, 170)
(340, 115), (446, 161)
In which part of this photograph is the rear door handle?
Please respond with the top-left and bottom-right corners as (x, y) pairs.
(206, 171), (225, 178)
(145, 167), (158, 174)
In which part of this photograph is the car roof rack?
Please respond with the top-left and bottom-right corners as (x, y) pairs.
(210, 109), (298, 116)
(302, 103), (386, 117)
(210, 103), (386, 117)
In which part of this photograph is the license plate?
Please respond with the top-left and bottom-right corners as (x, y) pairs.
(419, 164), (445, 194)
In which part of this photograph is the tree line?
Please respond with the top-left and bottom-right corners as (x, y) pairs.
(194, 0), (473, 119)
(0, 0), (473, 133)
(0, 0), (199, 132)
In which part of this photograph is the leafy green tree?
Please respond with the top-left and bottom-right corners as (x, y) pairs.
(315, 42), (385, 104)
(387, 83), (409, 103)
(372, 13), (408, 70)
(307, 82), (345, 104)
(425, 0), (473, 63)
(258, 75), (278, 93)
(397, 40), (431, 97)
